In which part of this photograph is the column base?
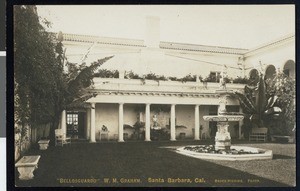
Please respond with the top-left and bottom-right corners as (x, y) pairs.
(170, 139), (176, 141)
(194, 138), (200, 141)
(145, 139), (151, 142)
(118, 140), (124, 142)
(89, 140), (96, 143)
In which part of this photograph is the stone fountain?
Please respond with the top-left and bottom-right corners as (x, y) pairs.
(203, 89), (244, 151)
(175, 68), (273, 161)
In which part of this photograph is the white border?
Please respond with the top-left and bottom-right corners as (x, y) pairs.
(0, 138), (6, 191)
(0, 51), (6, 56)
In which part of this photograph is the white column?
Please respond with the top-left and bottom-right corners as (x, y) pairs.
(90, 103), (96, 143)
(61, 110), (66, 135)
(170, 104), (176, 141)
(86, 109), (91, 140)
(118, 103), (124, 142)
(239, 107), (243, 139)
(194, 105), (200, 140)
(145, 103), (151, 141)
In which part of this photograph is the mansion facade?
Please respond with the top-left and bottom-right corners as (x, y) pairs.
(58, 17), (295, 142)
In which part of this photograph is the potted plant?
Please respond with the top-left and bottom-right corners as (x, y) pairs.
(132, 121), (145, 140)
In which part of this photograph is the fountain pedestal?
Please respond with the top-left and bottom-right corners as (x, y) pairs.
(215, 122), (231, 150)
(203, 89), (244, 151)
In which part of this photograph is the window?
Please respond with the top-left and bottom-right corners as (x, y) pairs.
(67, 112), (78, 125)
(209, 71), (221, 82)
(67, 112), (79, 137)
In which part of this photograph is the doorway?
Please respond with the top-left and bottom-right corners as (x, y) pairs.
(66, 111), (85, 139)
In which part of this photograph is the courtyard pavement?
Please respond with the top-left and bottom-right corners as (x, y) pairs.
(15, 139), (295, 187)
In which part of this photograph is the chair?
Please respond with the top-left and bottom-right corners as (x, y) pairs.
(55, 129), (71, 146)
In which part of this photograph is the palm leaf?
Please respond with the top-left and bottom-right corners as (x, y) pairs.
(67, 56), (113, 95)
(234, 91), (256, 114)
(66, 92), (98, 109)
(265, 95), (278, 109)
(256, 74), (267, 115)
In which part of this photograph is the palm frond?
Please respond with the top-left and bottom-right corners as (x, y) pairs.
(234, 91), (257, 114)
(67, 56), (113, 95)
(256, 74), (267, 114)
(265, 95), (278, 109)
(66, 92), (98, 109)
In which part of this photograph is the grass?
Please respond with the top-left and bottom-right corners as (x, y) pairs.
(207, 142), (296, 187)
(15, 139), (295, 187)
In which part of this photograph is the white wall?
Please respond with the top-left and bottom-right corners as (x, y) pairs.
(175, 105), (194, 138)
(95, 103), (119, 140)
(244, 40), (295, 77)
(64, 41), (243, 79)
(0, 138), (6, 191)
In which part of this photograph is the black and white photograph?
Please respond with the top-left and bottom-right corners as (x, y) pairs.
(12, 4), (295, 188)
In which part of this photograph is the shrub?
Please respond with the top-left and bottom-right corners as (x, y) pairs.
(94, 69), (119, 78)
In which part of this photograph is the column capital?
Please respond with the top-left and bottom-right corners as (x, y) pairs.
(145, 103), (151, 106)
(195, 104), (200, 107)
(91, 103), (96, 108)
(119, 102), (124, 105)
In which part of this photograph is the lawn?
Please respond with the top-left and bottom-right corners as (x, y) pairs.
(15, 140), (295, 187)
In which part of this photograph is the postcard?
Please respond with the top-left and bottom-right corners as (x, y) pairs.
(10, 4), (296, 189)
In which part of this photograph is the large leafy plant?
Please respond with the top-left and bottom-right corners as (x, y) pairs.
(232, 73), (282, 128)
(265, 72), (295, 135)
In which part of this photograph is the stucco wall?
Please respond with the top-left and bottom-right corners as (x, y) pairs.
(64, 41), (243, 79)
(95, 103), (119, 140)
(244, 41), (295, 77)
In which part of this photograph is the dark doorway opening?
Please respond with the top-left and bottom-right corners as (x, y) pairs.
(67, 111), (86, 139)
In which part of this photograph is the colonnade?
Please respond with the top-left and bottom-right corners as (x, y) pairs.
(60, 103), (243, 142)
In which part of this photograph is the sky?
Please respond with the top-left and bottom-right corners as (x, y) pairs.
(37, 5), (295, 49)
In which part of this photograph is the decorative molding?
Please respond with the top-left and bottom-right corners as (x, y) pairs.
(57, 32), (248, 55)
(95, 90), (219, 98)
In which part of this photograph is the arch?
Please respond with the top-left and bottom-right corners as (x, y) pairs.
(264, 65), (276, 80)
(283, 60), (295, 78)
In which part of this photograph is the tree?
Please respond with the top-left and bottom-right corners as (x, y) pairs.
(265, 72), (295, 135)
(14, 5), (62, 153)
(14, 5), (113, 148)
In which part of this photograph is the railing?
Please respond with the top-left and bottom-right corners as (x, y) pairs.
(92, 78), (245, 94)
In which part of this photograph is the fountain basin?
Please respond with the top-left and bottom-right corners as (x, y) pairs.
(176, 145), (273, 161)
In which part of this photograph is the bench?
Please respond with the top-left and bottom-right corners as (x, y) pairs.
(15, 155), (41, 180)
(271, 135), (294, 143)
(249, 128), (268, 142)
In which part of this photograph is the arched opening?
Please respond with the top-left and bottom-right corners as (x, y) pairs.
(283, 60), (295, 78)
(265, 65), (276, 80)
(249, 69), (259, 85)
